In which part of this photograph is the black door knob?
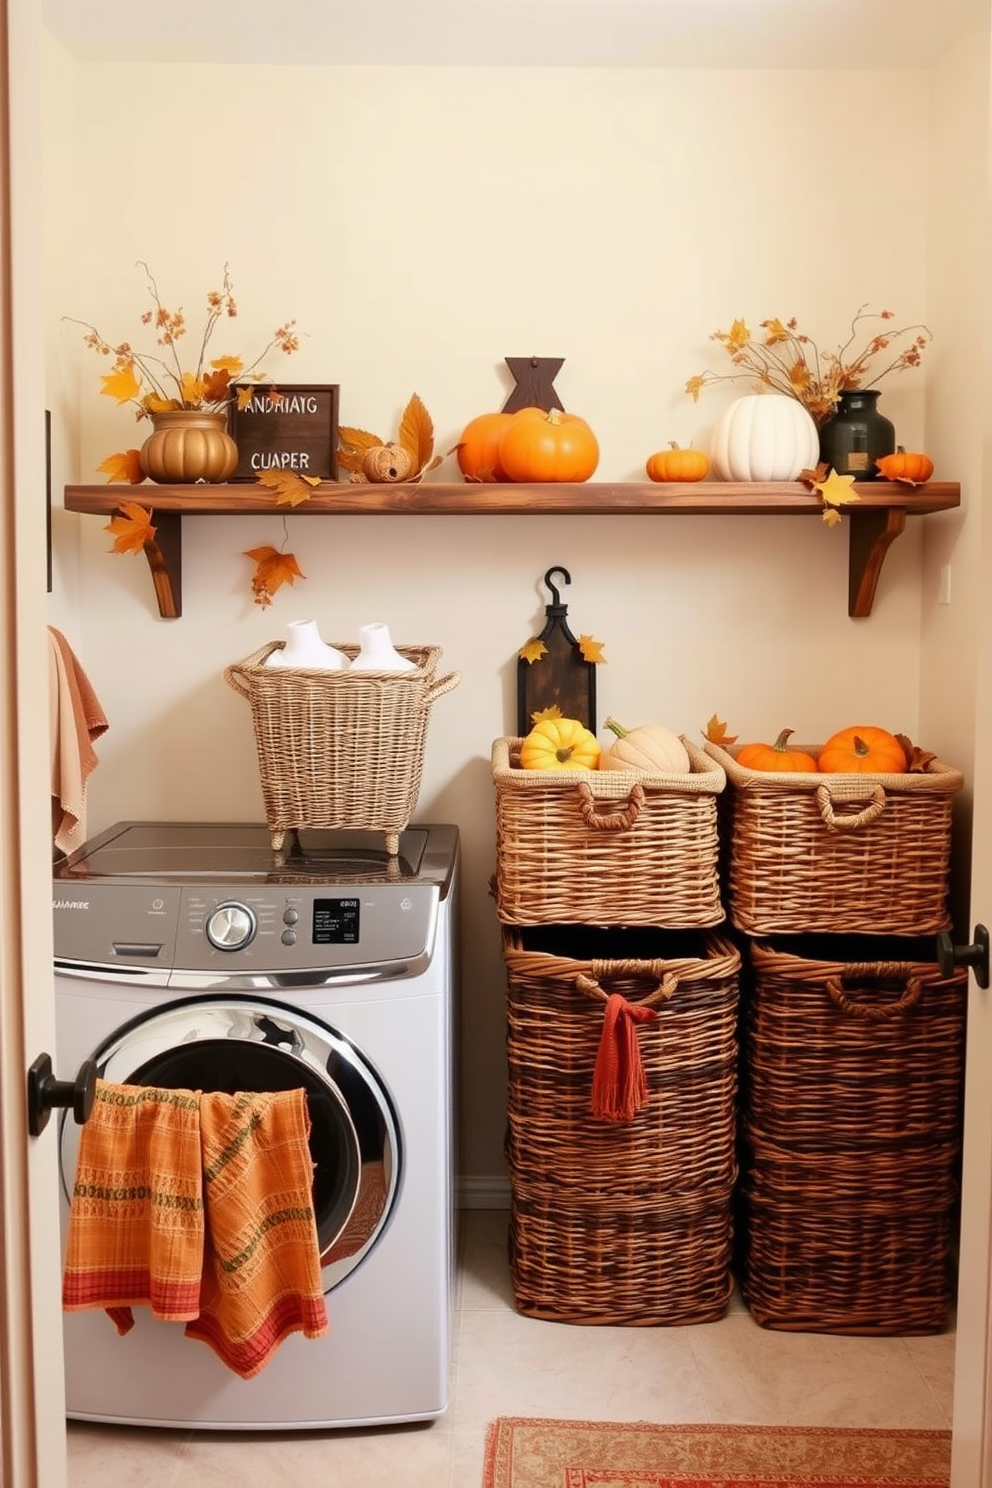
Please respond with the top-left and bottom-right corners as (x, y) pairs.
(936, 925), (990, 988)
(26, 1053), (97, 1136)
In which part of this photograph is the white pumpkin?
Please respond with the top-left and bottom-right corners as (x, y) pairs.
(710, 393), (819, 482)
(599, 717), (691, 774)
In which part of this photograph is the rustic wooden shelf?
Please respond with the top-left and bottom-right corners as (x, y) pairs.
(63, 479), (961, 620)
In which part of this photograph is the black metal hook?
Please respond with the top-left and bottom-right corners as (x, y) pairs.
(543, 566), (571, 609)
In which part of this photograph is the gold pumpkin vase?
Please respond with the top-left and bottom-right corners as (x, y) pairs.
(140, 410), (239, 484)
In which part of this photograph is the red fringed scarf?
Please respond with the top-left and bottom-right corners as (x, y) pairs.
(590, 993), (658, 1122)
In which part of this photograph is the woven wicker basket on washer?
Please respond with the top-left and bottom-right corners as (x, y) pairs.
(501, 923), (741, 1325)
(703, 740), (963, 936)
(224, 642), (459, 854)
(737, 934), (967, 1335)
(491, 736), (726, 927)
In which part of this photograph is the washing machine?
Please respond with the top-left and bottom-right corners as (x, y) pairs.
(52, 819), (458, 1431)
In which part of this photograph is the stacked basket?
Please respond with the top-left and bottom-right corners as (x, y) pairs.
(704, 738), (967, 1335)
(491, 734), (741, 1325)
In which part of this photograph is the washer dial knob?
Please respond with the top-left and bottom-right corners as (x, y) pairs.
(206, 901), (257, 951)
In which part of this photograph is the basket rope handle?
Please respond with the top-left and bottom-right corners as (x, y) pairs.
(575, 967), (678, 1008)
(815, 783), (886, 832)
(425, 671), (461, 704)
(576, 781), (645, 832)
(825, 970), (923, 1020)
(222, 663), (252, 700)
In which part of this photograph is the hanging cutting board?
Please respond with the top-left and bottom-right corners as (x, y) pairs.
(516, 566), (597, 736)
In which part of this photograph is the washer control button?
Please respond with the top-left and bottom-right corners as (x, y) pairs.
(281, 929), (297, 947)
(283, 907), (299, 926)
(206, 901), (257, 952)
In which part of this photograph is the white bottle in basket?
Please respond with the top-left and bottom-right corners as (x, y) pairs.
(348, 622), (416, 672)
(264, 619), (348, 670)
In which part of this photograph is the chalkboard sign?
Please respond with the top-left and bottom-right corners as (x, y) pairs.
(229, 383), (339, 482)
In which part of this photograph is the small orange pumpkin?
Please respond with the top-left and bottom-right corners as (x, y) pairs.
(497, 407), (600, 483)
(455, 411), (515, 482)
(736, 728), (817, 773)
(817, 725), (907, 774)
(875, 447), (935, 485)
(645, 443), (710, 483)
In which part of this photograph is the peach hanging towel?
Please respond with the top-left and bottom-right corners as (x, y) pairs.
(63, 1081), (328, 1379)
(48, 626), (109, 856)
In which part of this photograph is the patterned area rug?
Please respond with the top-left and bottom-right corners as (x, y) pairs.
(482, 1419), (952, 1487)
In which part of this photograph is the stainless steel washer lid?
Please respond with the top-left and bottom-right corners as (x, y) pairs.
(54, 821), (459, 890)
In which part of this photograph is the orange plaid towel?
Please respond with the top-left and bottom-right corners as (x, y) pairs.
(185, 1089), (329, 1379)
(62, 1081), (328, 1379)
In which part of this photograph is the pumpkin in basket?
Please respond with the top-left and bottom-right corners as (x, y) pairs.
(599, 717), (690, 773)
(817, 725), (907, 774)
(519, 717), (601, 771)
(736, 728), (817, 772)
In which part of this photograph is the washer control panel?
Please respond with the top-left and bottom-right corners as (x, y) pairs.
(53, 881), (439, 977)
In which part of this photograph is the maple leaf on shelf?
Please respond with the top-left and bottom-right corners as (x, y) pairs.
(97, 449), (145, 485)
(105, 500), (156, 554)
(812, 469), (860, 509)
(337, 426), (385, 474)
(519, 639), (548, 664)
(703, 714), (739, 746)
(799, 463), (829, 486)
(531, 704), (563, 723)
(254, 468), (321, 507)
(243, 545), (306, 608)
(578, 634), (607, 664)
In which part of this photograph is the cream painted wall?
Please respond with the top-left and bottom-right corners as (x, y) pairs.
(45, 51), (957, 1181)
(920, 12), (991, 933)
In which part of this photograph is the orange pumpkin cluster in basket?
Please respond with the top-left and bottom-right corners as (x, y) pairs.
(736, 724), (908, 774)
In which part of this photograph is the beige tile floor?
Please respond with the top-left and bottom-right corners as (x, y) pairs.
(66, 1207), (956, 1488)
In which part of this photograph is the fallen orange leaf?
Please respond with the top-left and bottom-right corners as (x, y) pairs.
(254, 469), (321, 506)
(105, 500), (156, 554)
(97, 449), (145, 485)
(243, 544), (306, 607)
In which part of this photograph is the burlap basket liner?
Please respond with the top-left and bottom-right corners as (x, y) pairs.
(492, 736), (725, 927)
(703, 741), (963, 936)
(501, 924), (740, 1324)
(736, 935), (965, 1335)
(224, 642), (459, 854)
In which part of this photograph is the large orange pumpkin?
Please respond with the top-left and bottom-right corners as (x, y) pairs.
(736, 728), (817, 772)
(817, 725), (907, 774)
(497, 407), (600, 483)
(455, 411), (514, 481)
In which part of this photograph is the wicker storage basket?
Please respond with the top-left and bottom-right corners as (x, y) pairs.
(738, 934), (967, 1335)
(501, 923), (741, 1325)
(492, 737), (726, 927)
(224, 642), (459, 853)
(703, 740), (963, 936)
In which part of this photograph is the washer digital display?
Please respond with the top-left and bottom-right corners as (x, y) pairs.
(313, 897), (360, 944)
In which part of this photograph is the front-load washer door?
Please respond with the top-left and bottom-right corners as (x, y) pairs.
(58, 995), (400, 1291)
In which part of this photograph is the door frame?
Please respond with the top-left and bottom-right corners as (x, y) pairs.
(0, 0), (69, 1483)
